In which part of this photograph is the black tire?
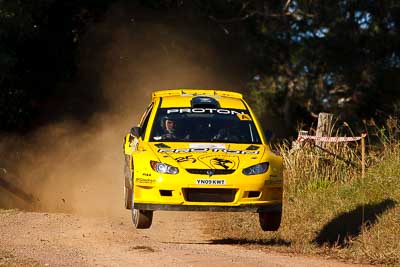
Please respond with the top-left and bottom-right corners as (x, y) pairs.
(259, 211), (282, 231)
(124, 186), (133, 210)
(131, 207), (153, 229)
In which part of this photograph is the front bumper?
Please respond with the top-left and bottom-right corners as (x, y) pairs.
(134, 203), (282, 212)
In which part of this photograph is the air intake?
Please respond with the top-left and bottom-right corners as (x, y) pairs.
(191, 96), (220, 108)
(183, 188), (237, 202)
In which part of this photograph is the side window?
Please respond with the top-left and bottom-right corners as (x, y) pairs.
(139, 104), (153, 139)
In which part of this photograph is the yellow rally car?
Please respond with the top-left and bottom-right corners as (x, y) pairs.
(123, 89), (283, 230)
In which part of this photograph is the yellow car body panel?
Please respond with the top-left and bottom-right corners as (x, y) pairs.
(126, 89), (283, 213)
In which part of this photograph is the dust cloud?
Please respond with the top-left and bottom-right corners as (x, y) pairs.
(0, 2), (249, 216)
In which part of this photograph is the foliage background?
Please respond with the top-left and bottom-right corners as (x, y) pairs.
(1, 0), (399, 135)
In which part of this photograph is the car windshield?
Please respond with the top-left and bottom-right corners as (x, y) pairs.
(150, 107), (261, 144)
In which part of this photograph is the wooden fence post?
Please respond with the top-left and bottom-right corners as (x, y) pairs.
(361, 135), (366, 178)
(316, 113), (334, 147)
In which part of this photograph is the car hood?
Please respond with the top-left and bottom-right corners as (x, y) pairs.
(148, 142), (266, 170)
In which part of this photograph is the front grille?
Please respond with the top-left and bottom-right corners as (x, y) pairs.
(186, 169), (235, 175)
(183, 188), (237, 202)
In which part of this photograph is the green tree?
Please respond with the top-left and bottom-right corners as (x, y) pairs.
(202, 0), (400, 132)
(0, 0), (110, 131)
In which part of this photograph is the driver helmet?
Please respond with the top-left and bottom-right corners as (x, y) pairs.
(161, 116), (177, 134)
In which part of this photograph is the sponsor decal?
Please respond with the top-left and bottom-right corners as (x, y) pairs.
(211, 158), (234, 170)
(166, 108), (246, 115)
(158, 148), (207, 153)
(157, 148), (259, 154)
(175, 155), (197, 163)
(236, 113), (252, 121)
(199, 155), (239, 170)
(136, 178), (156, 184)
(196, 179), (226, 185)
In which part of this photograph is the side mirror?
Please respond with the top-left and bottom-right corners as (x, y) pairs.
(130, 126), (141, 138)
(264, 129), (274, 143)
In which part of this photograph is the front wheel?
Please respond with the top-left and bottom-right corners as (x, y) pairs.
(131, 207), (153, 229)
(259, 211), (282, 231)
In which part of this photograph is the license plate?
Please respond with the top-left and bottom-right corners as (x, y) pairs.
(196, 179), (226, 185)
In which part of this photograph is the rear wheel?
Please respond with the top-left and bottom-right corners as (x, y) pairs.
(131, 207), (153, 229)
(259, 211), (282, 231)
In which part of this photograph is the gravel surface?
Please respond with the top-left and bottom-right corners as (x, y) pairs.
(0, 210), (370, 267)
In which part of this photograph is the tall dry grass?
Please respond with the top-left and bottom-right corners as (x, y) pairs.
(281, 138), (361, 192)
(205, 117), (400, 266)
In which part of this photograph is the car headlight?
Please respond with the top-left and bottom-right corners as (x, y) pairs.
(150, 161), (179, 174)
(242, 162), (269, 175)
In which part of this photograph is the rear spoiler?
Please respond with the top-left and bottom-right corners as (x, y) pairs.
(152, 89), (243, 100)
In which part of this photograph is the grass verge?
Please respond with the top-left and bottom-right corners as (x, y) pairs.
(205, 125), (400, 266)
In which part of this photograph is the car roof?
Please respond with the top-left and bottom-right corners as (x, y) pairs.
(152, 89), (247, 109)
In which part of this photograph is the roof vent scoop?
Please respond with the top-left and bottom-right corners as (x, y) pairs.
(191, 96), (220, 108)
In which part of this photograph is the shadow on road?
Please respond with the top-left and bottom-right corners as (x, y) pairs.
(0, 175), (38, 204)
(314, 198), (397, 247)
(210, 237), (291, 246)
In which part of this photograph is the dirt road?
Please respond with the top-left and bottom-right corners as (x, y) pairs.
(0, 209), (368, 267)
(0, 114), (369, 267)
